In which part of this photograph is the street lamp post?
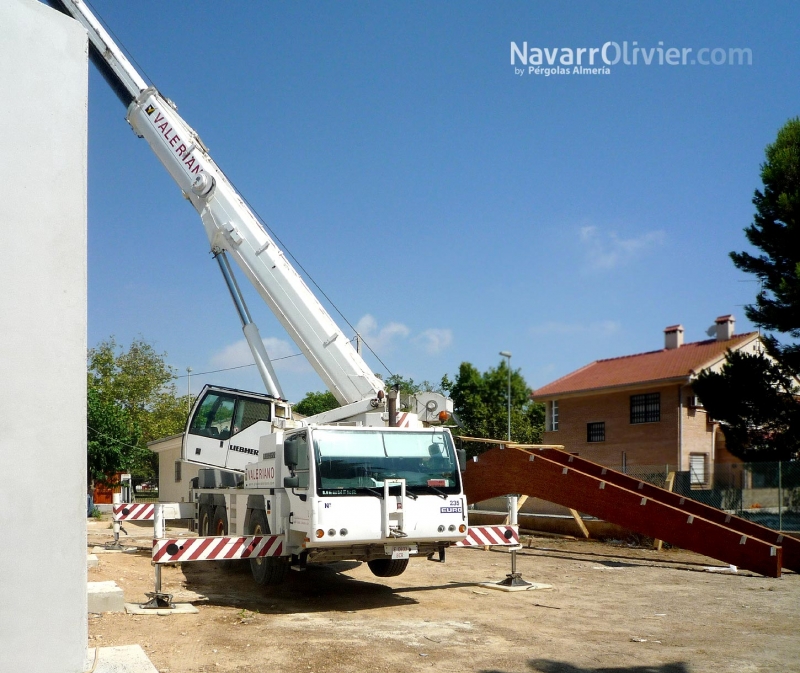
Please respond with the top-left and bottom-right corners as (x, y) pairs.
(499, 351), (511, 441)
(496, 349), (530, 588)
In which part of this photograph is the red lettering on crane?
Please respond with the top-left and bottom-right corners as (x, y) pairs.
(147, 104), (204, 178)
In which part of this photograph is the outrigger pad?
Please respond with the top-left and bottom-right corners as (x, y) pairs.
(139, 592), (175, 610)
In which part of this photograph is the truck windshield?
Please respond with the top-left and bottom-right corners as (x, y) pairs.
(313, 429), (459, 496)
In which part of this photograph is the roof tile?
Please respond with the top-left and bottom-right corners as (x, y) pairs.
(532, 332), (758, 398)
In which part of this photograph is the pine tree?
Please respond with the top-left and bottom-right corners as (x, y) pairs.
(694, 118), (800, 460)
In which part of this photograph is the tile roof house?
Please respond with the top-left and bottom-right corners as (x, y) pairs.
(531, 316), (761, 484)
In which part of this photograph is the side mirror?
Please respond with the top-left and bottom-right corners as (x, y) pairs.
(283, 440), (298, 469)
(283, 475), (300, 489)
(456, 448), (467, 472)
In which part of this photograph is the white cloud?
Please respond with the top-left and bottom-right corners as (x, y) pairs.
(210, 336), (311, 373)
(579, 225), (664, 271)
(413, 328), (453, 355)
(529, 320), (621, 337)
(356, 315), (454, 357)
(355, 314), (411, 353)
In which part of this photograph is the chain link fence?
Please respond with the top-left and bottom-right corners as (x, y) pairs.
(616, 462), (800, 532)
(131, 477), (159, 503)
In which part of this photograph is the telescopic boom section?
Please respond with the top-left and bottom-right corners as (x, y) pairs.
(52, 0), (386, 406)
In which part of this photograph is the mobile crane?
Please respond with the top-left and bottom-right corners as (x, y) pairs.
(48, 0), (483, 584)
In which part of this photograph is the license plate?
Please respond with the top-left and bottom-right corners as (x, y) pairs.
(385, 544), (417, 559)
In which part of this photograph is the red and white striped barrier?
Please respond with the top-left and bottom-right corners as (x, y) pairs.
(113, 503), (154, 521)
(152, 535), (284, 564)
(455, 525), (519, 547)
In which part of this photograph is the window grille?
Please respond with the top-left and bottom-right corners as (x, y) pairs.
(690, 453), (708, 486)
(630, 392), (660, 424)
(587, 422), (605, 442)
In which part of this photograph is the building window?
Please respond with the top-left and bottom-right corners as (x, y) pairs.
(690, 453), (708, 486)
(174, 460), (182, 483)
(587, 422), (605, 442)
(548, 400), (559, 431)
(630, 392), (660, 424)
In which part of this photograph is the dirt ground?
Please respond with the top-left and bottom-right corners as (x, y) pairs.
(87, 519), (800, 673)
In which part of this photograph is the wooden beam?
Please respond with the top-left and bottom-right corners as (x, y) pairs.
(463, 446), (782, 578)
(530, 447), (799, 573)
(653, 472), (676, 551)
(569, 508), (590, 538)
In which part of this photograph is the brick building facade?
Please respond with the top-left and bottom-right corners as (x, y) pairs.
(532, 316), (760, 484)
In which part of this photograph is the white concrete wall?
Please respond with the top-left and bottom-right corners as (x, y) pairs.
(0, 2), (88, 671)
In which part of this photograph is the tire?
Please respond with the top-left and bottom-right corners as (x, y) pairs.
(198, 504), (212, 537)
(211, 506), (238, 571)
(247, 509), (289, 585)
(367, 557), (409, 577)
(211, 506), (228, 536)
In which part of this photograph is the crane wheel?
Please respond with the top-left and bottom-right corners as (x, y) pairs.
(198, 504), (212, 537)
(367, 558), (409, 577)
(211, 506), (238, 571)
(248, 509), (288, 585)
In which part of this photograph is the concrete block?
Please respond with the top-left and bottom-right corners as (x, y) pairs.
(87, 554), (99, 568)
(84, 645), (158, 673)
(125, 602), (199, 616)
(481, 581), (553, 592)
(88, 581), (125, 613)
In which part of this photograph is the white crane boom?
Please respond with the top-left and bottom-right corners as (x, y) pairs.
(49, 0), (386, 406)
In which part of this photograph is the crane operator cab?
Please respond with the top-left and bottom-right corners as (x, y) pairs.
(183, 384), (292, 472)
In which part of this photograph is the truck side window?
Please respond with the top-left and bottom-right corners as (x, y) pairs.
(231, 398), (271, 436)
(189, 392), (236, 440)
(288, 432), (310, 489)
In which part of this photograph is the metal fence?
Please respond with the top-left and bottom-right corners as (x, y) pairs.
(131, 477), (159, 503)
(618, 462), (800, 532)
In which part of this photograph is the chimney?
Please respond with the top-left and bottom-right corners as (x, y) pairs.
(664, 324), (684, 350)
(715, 315), (735, 341)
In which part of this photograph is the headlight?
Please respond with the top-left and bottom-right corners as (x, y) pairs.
(328, 528), (336, 536)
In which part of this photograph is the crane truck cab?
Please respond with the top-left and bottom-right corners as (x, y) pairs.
(241, 424), (467, 581)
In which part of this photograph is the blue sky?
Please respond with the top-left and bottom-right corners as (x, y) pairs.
(82, 1), (800, 403)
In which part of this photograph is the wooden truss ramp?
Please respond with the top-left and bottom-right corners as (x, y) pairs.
(462, 443), (783, 578)
(530, 446), (800, 574)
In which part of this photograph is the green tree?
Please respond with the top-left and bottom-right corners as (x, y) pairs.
(442, 361), (544, 456)
(383, 374), (442, 396)
(293, 390), (340, 416)
(693, 118), (800, 460)
(87, 387), (142, 487)
(88, 336), (189, 477)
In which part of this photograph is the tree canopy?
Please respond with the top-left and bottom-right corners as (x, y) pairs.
(88, 336), (190, 480)
(443, 361), (544, 456)
(693, 118), (800, 461)
(87, 387), (142, 487)
(292, 390), (340, 417)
